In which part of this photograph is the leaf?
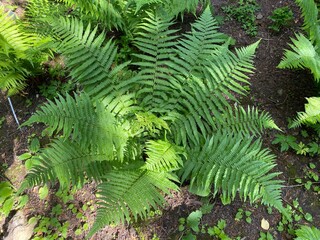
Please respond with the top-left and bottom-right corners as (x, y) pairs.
(17, 195), (29, 209)
(18, 153), (32, 161)
(29, 138), (40, 153)
(38, 185), (49, 200)
(187, 210), (203, 232)
(261, 218), (270, 230)
(304, 213), (313, 222)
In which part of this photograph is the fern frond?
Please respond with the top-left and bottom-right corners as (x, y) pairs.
(23, 93), (128, 157)
(170, 6), (228, 77)
(88, 170), (179, 238)
(0, 6), (38, 94)
(144, 140), (184, 172)
(290, 97), (320, 128)
(168, 41), (260, 146)
(214, 106), (281, 135)
(278, 33), (320, 81)
(58, 0), (124, 30)
(21, 139), (114, 189)
(295, 225), (320, 240)
(51, 17), (132, 106)
(295, 0), (320, 46)
(132, 11), (180, 109)
(181, 132), (283, 211)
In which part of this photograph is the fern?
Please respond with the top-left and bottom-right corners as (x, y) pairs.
(88, 170), (178, 238)
(22, 93), (128, 157)
(290, 97), (320, 128)
(278, 0), (320, 81)
(181, 131), (283, 210)
(295, 225), (320, 240)
(278, 33), (320, 81)
(21, 7), (284, 237)
(0, 6), (35, 94)
(58, 0), (124, 30)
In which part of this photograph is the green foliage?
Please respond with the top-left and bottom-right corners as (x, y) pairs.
(278, 0), (320, 81)
(0, 181), (28, 220)
(277, 199), (314, 237)
(268, 6), (293, 32)
(295, 226), (320, 240)
(21, 7), (283, 237)
(222, 0), (260, 36)
(290, 97), (320, 128)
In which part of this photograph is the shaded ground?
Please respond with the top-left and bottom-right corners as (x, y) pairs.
(0, 0), (319, 239)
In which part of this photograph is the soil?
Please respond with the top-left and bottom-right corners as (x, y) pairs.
(0, 0), (319, 239)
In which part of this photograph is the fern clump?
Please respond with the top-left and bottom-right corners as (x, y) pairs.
(278, 0), (320, 81)
(21, 7), (284, 237)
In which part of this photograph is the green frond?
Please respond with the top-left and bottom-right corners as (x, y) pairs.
(168, 41), (260, 146)
(129, 0), (164, 13)
(88, 170), (179, 238)
(144, 140), (184, 172)
(170, 7), (229, 77)
(22, 93), (128, 158)
(0, 6), (38, 94)
(214, 106), (281, 135)
(295, 0), (320, 46)
(181, 132), (283, 210)
(130, 112), (170, 136)
(278, 33), (320, 81)
(295, 226), (320, 240)
(132, 11), (180, 109)
(21, 139), (114, 189)
(58, 0), (124, 30)
(290, 97), (320, 128)
(51, 17), (131, 101)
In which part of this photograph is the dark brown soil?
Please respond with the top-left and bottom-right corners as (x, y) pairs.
(0, 0), (319, 239)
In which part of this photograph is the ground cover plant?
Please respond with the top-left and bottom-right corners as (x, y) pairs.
(0, 0), (320, 239)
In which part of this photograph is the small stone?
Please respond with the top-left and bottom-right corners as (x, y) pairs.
(256, 13), (263, 20)
(261, 218), (270, 230)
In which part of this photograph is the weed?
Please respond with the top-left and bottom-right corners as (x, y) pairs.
(222, 0), (260, 36)
(268, 6), (293, 32)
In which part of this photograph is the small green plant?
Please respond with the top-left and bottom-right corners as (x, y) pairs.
(234, 208), (252, 223)
(277, 199), (313, 237)
(222, 0), (260, 36)
(31, 215), (70, 240)
(178, 209), (233, 239)
(259, 231), (274, 240)
(268, 6), (294, 32)
(295, 163), (320, 193)
(0, 181), (28, 220)
(207, 219), (231, 239)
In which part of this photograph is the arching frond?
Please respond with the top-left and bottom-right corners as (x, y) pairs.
(181, 132), (283, 211)
(88, 170), (179, 238)
(290, 97), (320, 128)
(22, 93), (128, 157)
(278, 33), (320, 81)
(295, 0), (320, 46)
(170, 7), (229, 78)
(144, 140), (184, 172)
(295, 226), (320, 240)
(132, 11), (179, 109)
(58, 0), (124, 30)
(21, 139), (114, 189)
(214, 106), (281, 135)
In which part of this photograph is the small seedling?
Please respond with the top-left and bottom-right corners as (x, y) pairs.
(268, 6), (293, 32)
